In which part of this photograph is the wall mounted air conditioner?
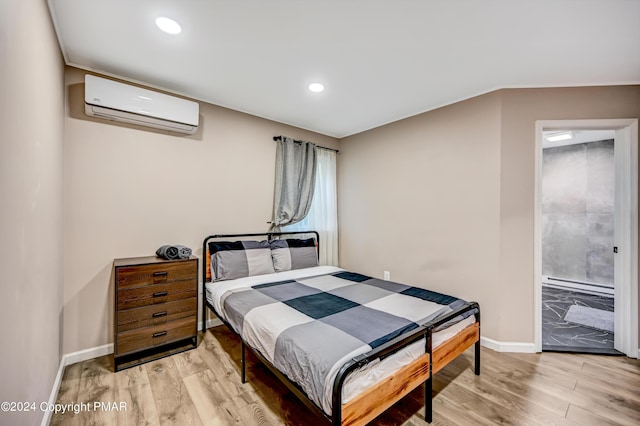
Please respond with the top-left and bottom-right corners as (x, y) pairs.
(84, 74), (199, 135)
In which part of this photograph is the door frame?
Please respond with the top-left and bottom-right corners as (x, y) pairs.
(534, 119), (638, 358)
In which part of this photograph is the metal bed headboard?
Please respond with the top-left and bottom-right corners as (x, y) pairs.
(201, 230), (320, 287)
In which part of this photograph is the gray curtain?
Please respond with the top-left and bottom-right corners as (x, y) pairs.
(271, 137), (317, 231)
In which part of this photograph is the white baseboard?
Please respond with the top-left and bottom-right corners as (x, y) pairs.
(482, 338), (640, 357)
(65, 343), (114, 366)
(480, 336), (537, 353)
(41, 355), (66, 426)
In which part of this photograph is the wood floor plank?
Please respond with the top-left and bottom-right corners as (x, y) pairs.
(579, 356), (640, 381)
(183, 370), (244, 425)
(577, 353), (640, 376)
(448, 360), (570, 418)
(436, 360), (574, 425)
(509, 351), (640, 409)
(235, 402), (281, 426)
(503, 352), (640, 425)
(509, 370), (639, 425)
(115, 365), (159, 426)
(436, 391), (504, 426)
(460, 397), (538, 426)
(50, 326), (640, 426)
(435, 362), (573, 426)
(569, 380), (640, 425)
(511, 351), (586, 373)
(174, 348), (210, 379)
(477, 356), (578, 405)
(573, 377), (640, 406)
(49, 362), (83, 426)
(115, 364), (150, 388)
(434, 375), (514, 426)
(566, 403), (631, 426)
(145, 357), (203, 426)
(75, 356), (118, 426)
(483, 351), (578, 390)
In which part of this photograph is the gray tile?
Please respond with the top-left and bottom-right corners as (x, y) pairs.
(541, 286), (615, 353)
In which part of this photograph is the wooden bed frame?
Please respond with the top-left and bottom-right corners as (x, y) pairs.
(201, 232), (481, 425)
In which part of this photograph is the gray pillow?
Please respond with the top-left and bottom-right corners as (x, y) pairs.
(270, 238), (319, 272)
(209, 240), (275, 281)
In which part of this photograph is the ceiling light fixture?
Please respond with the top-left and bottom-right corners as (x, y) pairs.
(155, 17), (182, 35)
(308, 83), (325, 93)
(545, 132), (573, 142)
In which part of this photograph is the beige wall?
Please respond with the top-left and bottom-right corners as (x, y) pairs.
(339, 86), (640, 345)
(0, 0), (64, 425)
(498, 86), (640, 342)
(63, 67), (338, 354)
(338, 92), (503, 338)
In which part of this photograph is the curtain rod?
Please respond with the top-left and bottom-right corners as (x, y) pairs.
(273, 136), (339, 153)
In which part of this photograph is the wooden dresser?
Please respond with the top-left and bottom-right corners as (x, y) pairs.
(114, 256), (198, 371)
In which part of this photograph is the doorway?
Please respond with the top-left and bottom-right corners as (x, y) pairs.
(534, 119), (638, 358)
(541, 131), (617, 354)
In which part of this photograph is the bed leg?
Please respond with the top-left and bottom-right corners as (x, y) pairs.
(241, 341), (246, 384)
(202, 302), (207, 334)
(474, 339), (481, 375)
(424, 376), (433, 423)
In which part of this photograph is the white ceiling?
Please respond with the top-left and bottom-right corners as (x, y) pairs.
(48, 0), (640, 138)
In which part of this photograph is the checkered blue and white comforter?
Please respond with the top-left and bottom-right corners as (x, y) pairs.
(210, 266), (469, 414)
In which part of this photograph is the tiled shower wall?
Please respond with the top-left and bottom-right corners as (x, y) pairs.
(542, 139), (615, 285)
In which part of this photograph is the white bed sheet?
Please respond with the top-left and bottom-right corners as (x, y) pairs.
(205, 266), (475, 407)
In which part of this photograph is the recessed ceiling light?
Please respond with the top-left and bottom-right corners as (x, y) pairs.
(155, 17), (182, 35)
(308, 83), (325, 93)
(545, 132), (573, 142)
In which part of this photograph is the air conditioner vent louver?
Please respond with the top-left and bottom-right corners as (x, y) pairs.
(84, 75), (199, 135)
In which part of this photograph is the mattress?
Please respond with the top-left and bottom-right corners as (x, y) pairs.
(205, 266), (475, 414)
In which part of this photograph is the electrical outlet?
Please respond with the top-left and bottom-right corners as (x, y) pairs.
(383, 271), (390, 280)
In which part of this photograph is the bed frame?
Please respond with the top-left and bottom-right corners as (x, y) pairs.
(201, 231), (480, 425)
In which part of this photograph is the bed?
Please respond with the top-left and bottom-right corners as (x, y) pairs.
(201, 231), (480, 425)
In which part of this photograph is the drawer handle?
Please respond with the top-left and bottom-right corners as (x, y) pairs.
(153, 271), (168, 277)
(153, 331), (167, 338)
(153, 291), (168, 297)
(152, 311), (168, 318)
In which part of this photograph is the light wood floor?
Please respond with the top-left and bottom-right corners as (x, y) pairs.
(51, 325), (640, 425)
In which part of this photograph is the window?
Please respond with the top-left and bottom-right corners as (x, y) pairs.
(285, 148), (338, 266)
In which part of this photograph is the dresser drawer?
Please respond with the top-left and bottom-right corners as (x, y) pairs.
(116, 260), (196, 289)
(116, 317), (196, 356)
(117, 298), (197, 333)
(117, 280), (196, 310)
